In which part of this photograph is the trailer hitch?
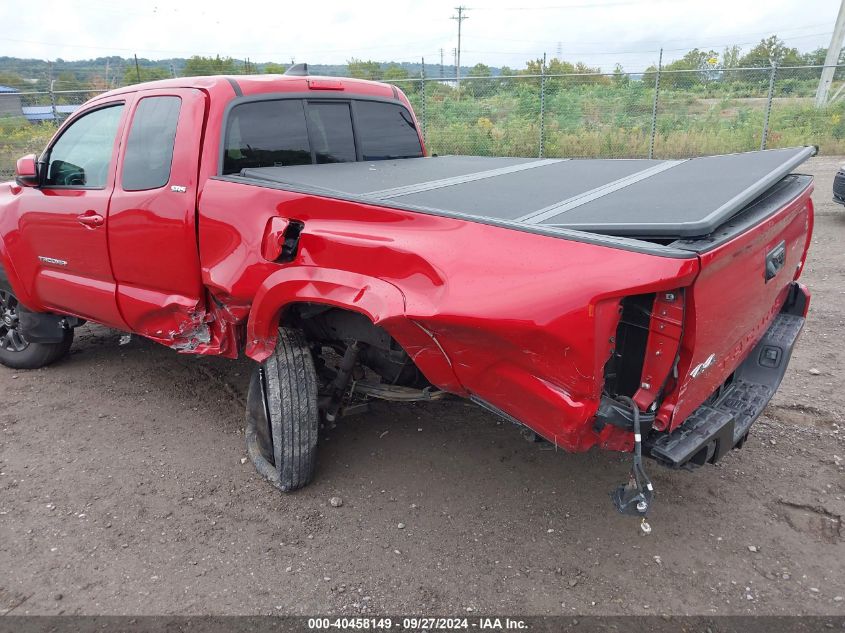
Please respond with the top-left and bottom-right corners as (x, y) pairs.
(610, 396), (654, 534)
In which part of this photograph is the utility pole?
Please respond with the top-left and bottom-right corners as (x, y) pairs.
(134, 54), (141, 83)
(815, 0), (845, 107)
(451, 6), (468, 90)
(439, 48), (444, 78)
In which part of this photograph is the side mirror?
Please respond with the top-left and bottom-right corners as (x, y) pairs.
(15, 154), (39, 187)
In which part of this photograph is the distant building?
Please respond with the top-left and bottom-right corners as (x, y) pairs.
(21, 104), (80, 122)
(0, 85), (82, 122)
(0, 85), (22, 117)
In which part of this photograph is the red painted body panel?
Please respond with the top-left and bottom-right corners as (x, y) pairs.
(1, 98), (130, 329)
(656, 188), (814, 431)
(197, 178), (700, 452)
(632, 288), (685, 413)
(108, 88), (209, 345)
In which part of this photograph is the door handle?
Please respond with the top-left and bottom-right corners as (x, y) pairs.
(765, 240), (786, 282)
(77, 211), (104, 228)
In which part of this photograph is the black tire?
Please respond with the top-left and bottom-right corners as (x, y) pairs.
(246, 327), (319, 492)
(0, 289), (73, 370)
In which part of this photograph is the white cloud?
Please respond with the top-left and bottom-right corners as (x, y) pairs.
(0, 0), (839, 72)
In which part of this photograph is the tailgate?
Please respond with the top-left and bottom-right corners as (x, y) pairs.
(668, 174), (814, 430)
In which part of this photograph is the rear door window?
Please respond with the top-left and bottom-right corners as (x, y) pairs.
(122, 96), (181, 191)
(306, 102), (357, 164)
(224, 100), (311, 174)
(354, 101), (422, 160)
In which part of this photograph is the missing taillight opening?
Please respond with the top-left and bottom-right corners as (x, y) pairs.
(604, 293), (655, 400)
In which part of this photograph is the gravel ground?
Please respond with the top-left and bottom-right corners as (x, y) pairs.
(0, 156), (843, 616)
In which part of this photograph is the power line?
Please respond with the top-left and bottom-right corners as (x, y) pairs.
(464, 21), (834, 46)
(0, 35), (451, 60)
(468, 1), (655, 10)
(463, 30), (834, 58)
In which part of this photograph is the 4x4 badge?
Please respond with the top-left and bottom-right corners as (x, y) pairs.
(690, 353), (717, 378)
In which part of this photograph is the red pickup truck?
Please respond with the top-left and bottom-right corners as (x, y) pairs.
(0, 69), (815, 519)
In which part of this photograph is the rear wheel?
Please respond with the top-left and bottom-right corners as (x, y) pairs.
(246, 327), (319, 491)
(0, 290), (73, 370)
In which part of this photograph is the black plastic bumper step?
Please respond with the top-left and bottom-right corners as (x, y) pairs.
(647, 405), (735, 468)
(644, 306), (805, 469)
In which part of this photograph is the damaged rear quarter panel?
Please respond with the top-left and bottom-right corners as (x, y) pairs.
(198, 178), (699, 452)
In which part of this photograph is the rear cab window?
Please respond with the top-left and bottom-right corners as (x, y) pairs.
(307, 102), (356, 164)
(222, 98), (422, 175)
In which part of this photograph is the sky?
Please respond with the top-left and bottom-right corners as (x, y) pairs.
(0, 0), (841, 72)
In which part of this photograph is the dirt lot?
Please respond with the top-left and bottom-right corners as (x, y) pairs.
(0, 157), (843, 617)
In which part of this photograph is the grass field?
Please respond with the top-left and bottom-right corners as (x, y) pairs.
(2, 74), (844, 179)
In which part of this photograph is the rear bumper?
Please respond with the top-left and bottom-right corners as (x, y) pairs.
(644, 282), (809, 469)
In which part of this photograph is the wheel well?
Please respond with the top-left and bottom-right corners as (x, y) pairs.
(282, 302), (430, 388)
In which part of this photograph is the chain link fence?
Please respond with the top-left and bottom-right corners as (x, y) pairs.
(2, 65), (844, 180)
(1, 88), (106, 180)
(393, 64), (845, 160)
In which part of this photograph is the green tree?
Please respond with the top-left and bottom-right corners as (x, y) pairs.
(722, 45), (742, 68)
(527, 57), (606, 93)
(0, 71), (27, 89)
(182, 55), (241, 76)
(497, 65), (516, 91)
(612, 63), (628, 85)
(465, 63), (493, 96)
(738, 36), (801, 67)
(382, 64), (409, 81)
(468, 63), (491, 77)
(263, 62), (287, 74)
(122, 65), (170, 86)
(661, 48), (719, 87)
(53, 71), (86, 91)
(347, 58), (382, 80)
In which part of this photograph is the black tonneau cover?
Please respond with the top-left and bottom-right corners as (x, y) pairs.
(238, 146), (816, 238)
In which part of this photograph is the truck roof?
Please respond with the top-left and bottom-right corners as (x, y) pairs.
(90, 73), (400, 103)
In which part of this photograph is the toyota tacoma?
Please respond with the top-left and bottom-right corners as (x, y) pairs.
(0, 67), (816, 520)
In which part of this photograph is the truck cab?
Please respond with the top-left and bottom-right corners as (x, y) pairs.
(0, 73), (424, 356)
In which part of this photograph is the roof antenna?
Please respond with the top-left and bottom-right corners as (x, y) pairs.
(284, 63), (309, 76)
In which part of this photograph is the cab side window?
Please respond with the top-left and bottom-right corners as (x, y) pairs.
(354, 101), (423, 160)
(122, 96), (181, 191)
(44, 104), (124, 188)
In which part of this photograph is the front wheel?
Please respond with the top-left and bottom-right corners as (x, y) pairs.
(0, 290), (73, 370)
(246, 327), (319, 492)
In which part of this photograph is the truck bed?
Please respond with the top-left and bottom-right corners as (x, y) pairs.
(235, 146), (816, 239)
